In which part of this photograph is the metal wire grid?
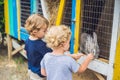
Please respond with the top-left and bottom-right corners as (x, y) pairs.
(20, 0), (31, 27)
(81, 0), (115, 59)
(37, 0), (43, 15)
(62, 0), (72, 27)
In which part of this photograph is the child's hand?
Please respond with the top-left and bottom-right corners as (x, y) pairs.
(71, 53), (84, 60)
(24, 50), (26, 54)
(86, 53), (94, 60)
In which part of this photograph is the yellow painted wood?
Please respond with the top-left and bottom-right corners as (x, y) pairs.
(74, 0), (81, 53)
(55, 0), (65, 26)
(113, 36), (120, 80)
(16, 0), (21, 40)
(4, 0), (9, 34)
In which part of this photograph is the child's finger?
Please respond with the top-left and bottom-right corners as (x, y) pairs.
(77, 53), (85, 56)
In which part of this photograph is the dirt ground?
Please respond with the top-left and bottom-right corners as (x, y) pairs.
(0, 47), (99, 80)
(0, 47), (29, 80)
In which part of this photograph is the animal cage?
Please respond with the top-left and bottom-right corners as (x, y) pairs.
(4, 0), (47, 41)
(60, 0), (115, 59)
(4, 0), (49, 58)
(81, 0), (114, 59)
(20, 0), (31, 27)
(62, 0), (72, 26)
(4, 0), (120, 80)
(56, 0), (120, 80)
(60, 0), (74, 53)
(20, 0), (44, 41)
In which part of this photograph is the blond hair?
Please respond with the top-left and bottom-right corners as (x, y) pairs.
(45, 25), (71, 49)
(25, 14), (49, 34)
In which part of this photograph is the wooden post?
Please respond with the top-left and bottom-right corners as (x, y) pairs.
(55, 0), (66, 25)
(74, 0), (81, 53)
(7, 34), (12, 61)
(107, 0), (120, 80)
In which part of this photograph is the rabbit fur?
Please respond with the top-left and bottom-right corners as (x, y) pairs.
(80, 32), (100, 58)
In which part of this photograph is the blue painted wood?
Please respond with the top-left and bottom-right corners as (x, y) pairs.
(33, 0), (37, 13)
(20, 32), (29, 41)
(70, 0), (76, 53)
(8, 0), (14, 36)
(30, 0), (33, 14)
(12, 0), (18, 38)
(20, 27), (29, 41)
(30, 0), (37, 14)
(20, 27), (29, 34)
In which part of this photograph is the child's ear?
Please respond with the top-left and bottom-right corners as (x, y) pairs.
(63, 42), (69, 51)
(32, 30), (37, 34)
(59, 42), (65, 47)
(31, 30), (38, 36)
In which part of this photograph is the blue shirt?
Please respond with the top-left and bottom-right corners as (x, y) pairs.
(25, 39), (52, 77)
(41, 53), (79, 80)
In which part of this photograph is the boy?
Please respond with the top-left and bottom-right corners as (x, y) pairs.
(24, 14), (52, 80)
(41, 25), (94, 80)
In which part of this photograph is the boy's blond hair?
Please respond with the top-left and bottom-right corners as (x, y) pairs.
(45, 25), (71, 49)
(25, 14), (49, 34)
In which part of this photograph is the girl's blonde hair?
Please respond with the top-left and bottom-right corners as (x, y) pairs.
(25, 14), (49, 34)
(45, 25), (71, 49)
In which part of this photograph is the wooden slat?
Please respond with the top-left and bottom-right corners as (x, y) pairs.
(4, 0), (10, 34)
(93, 72), (105, 80)
(8, 0), (14, 36)
(56, 0), (66, 25)
(12, 45), (25, 56)
(113, 37), (120, 80)
(74, 0), (81, 53)
(17, 0), (21, 40)
(70, 0), (75, 53)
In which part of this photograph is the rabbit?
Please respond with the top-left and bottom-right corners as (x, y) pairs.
(80, 32), (100, 59)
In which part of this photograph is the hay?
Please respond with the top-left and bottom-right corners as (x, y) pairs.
(46, 0), (60, 26)
(73, 69), (100, 80)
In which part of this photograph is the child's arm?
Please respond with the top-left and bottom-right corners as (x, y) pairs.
(65, 51), (84, 60)
(41, 68), (47, 76)
(77, 53), (94, 73)
(40, 57), (47, 76)
(70, 53), (84, 60)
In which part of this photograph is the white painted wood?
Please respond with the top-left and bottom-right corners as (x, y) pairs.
(40, 0), (50, 20)
(12, 45), (25, 56)
(12, 39), (27, 59)
(78, 56), (108, 76)
(107, 0), (120, 80)
(117, 15), (120, 40)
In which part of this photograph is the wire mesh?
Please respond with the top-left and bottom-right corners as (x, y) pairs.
(20, 0), (43, 27)
(62, 0), (72, 27)
(20, 0), (31, 27)
(37, 0), (43, 15)
(81, 0), (115, 59)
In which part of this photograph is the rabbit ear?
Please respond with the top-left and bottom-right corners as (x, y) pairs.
(80, 33), (89, 54)
(93, 32), (97, 43)
(80, 33), (89, 45)
(81, 33), (88, 40)
(86, 34), (95, 53)
(93, 32), (100, 57)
